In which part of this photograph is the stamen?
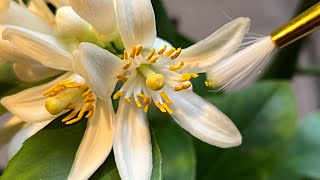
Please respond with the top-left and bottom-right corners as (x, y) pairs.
(125, 98), (131, 103)
(155, 103), (166, 113)
(135, 100), (142, 108)
(184, 83), (191, 89)
(124, 50), (129, 60)
(123, 60), (133, 70)
(169, 61), (184, 71)
(174, 84), (184, 91)
(165, 48), (176, 57)
(137, 94), (148, 104)
(205, 81), (215, 87)
(144, 98), (151, 112)
(136, 46), (143, 56)
(170, 48), (182, 60)
(157, 45), (167, 55)
(113, 91), (123, 99)
(160, 91), (172, 104)
(162, 103), (174, 114)
(150, 55), (159, 64)
(145, 48), (155, 61)
(179, 73), (199, 82)
(65, 106), (87, 124)
(130, 46), (137, 59)
(62, 110), (77, 122)
(117, 75), (128, 82)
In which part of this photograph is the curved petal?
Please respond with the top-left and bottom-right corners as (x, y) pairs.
(179, 17), (250, 73)
(165, 86), (242, 148)
(0, 1), (54, 34)
(0, 0), (10, 12)
(152, 37), (173, 50)
(48, 0), (70, 8)
(73, 42), (122, 100)
(113, 100), (152, 180)
(13, 63), (62, 82)
(68, 99), (114, 180)
(1, 72), (73, 123)
(7, 120), (51, 160)
(2, 26), (73, 71)
(0, 114), (28, 148)
(115, 0), (156, 49)
(28, 0), (55, 24)
(69, 0), (117, 40)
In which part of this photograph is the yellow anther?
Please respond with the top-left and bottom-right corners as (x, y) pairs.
(123, 60), (133, 70)
(146, 73), (165, 91)
(179, 73), (199, 82)
(162, 103), (174, 114)
(137, 94), (148, 104)
(174, 84), (184, 91)
(205, 81), (215, 87)
(135, 100), (142, 108)
(117, 75), (128, 82)
(170, 48), (182, 60)
(165, 47), (176, 57)
(124, 50), (129, 60)
(125, 98), (131, 103)
(113, 91), (123, 99)
(143, 97), (151, 112)
(169, 61), (184, 71)
(160, 91), (172, 104)
(155, 103), (166, 113)
(136, 46), (143, 56)
(130, 46), (137, 59)
(82, 89), (92, 97)
(157, 45), (167, 55)
(150, 55), (159, 64)
(85, 111), (94, 118)
(65, 106), (87, 124)
(62, 110), (77, 122)
(144, 104), (150, 112)
(85, 96), (95, 103)
(145, 48), (155, 61)
(184, 83), (191, 89)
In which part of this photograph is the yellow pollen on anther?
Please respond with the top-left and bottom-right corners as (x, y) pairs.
(62, 110), (77, 122)
(170, 48), (182, 60)
(155, 103), (166, 113)
(123, 60), (133, 70)
(174, 84), (184, 91)
(130, 46), (137, 59)
(125, 98), (131, 103)
(137, 94), (148, 103)
(184, 83), (192, 89)
(136, 46), (143, 56)
(144, 104), (150, 112)
(117, 75), (128, 82)
(150, 55), (159, 63)
(169, 61), (184, 71)
(165, 48), (176, 57)
(160, 91), (172, 104)
(135, 100), (142, 108)
(157, 45), (167, 55)
(145, 48), (155, 61)
(124, 50), (129, 60)
(162, 103), (174, 114)
(113, 91), (123, 99)
(205, 81), (216, 87)
(179, 73), (199, 82)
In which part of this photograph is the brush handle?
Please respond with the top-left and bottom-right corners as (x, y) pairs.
(271, 2), (320, 48)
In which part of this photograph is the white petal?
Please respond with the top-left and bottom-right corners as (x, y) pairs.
(165, 86), (242, 148)
(56, 7), (93, 39)
(13, 63), (62, 82)
(207, 36), (275, 89)
(73, 42), (122, 100)
(0, 114), (28, 148)
(69, 0), (117, 40)
(152, 37), (173, 50)
(2, 26), (73, 71)
(47, 0), (70, 8)
(0, 0), (10, 12)
(115, 0), (156, 49)
(180, 17), (250, 73)
(0, 1), (54, 34)
(8, 120), (51, 160)
(68, 99), (114, 180)
(114, 100), (152, 180)
(1, 73), (72, 123)
(28, 0), (55, 24)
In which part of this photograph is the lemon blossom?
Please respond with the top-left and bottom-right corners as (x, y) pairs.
(72, 0), (251, 179)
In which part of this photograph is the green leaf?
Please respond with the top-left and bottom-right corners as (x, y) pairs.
(89, 153), (120, 180)
(194, 81), (297, 180)
(151, 119), (196, 180)
(284, 111), (320, 178)
(151, 130), (163, 180)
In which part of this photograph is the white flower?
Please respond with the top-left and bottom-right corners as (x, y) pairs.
(73, 0), (250, 179)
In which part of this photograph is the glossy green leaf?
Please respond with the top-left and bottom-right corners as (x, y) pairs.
(284, 111), (320, 178)
(151, 119), (196, 180)
(194, 81), (297, 180)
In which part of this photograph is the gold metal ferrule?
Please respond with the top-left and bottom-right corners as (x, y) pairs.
(271, 2), (320, 48)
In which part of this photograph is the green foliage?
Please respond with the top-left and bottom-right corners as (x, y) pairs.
(194, 81), (297, 180)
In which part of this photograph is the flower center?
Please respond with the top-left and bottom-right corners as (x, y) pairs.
(113, 45), (199, 114)
(43, 79), (95, 124)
